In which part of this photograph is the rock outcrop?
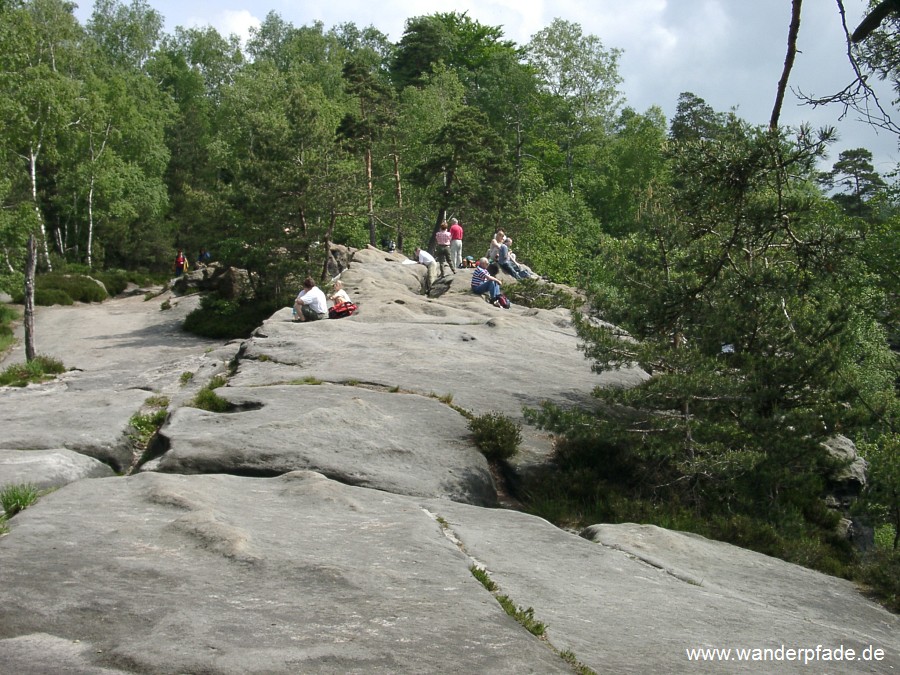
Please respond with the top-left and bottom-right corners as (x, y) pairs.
(0, 245), (896, 674)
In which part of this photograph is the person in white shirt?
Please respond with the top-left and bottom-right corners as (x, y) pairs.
(293, 277), (328, 321)
(414, 247), (439, 294)
(330, 280), (352, 306)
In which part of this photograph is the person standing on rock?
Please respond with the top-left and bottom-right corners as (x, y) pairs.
(414, 247), (439, 294)
(174, 249), (187, 277)
(449, 217), (464, 270)
(434, 221), (455, 278)
(293, 277), (328, 322)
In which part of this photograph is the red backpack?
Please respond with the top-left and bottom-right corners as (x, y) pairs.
(328, 302), (357, 319)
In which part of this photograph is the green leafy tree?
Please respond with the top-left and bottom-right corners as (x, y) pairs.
(669, 92), (726, 142)
(390, 11), (515, 92)
(582, 106), (669, 237)
(86, 0), (162, 71)
(410, 106), (512, 248)
(526, 19), (623, 196)
(338, 58), (396, 245)
(819, 147), (887, 218)
(534, 123), (896, 567)
(209, 62), (353, 291)
(149, 26), (243, 253)
(1, 0), (84, 270)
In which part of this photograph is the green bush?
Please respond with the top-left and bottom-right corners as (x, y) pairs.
(0, 482), (39, 517)
(39, 273), (108, 303)
(503, 277), (579, 310)
(92, 270), (130, 297)
(858, 548), (900, 613)
(183, 294), (286, 340)
(12, 273), (109, 305)
(0, 304), (17, 324)
(468, 412), (522, 461)
(33, 288), (74, 306)
(0, 305), (17, 354)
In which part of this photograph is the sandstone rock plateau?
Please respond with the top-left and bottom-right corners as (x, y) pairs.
(0, 247), (896, 673)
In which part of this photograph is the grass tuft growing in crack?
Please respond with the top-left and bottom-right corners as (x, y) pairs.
(0, 354), (66, 387)
(469, 565), (497, 592)
(0, 482), (40, 517)
(560, 650), (598, 675)
(189, 374), (231, 412)
(128, 396), (170, 456)
(290, 376), (322, 385)
(496, 595), (546, 637)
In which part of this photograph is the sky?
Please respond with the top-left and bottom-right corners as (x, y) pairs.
(74, 0), (899, 174)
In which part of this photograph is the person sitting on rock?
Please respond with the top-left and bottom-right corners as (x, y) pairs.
(330, 280), (352, 307)
(498, 237), (532, 280)
(487, 230), (505, 262)
(471, 257), (502, 305)
(506, 238), (538, 279)
(293, 277), (328, 322)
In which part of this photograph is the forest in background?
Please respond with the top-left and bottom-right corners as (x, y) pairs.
(0, 0), (897, 609)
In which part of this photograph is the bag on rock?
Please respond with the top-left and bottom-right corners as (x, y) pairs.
(328, 302), (357, 319)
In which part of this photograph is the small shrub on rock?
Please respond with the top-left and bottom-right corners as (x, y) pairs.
(468, 412), (521, 461)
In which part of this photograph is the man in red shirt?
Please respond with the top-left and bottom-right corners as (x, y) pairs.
(448, 217), (464, 270)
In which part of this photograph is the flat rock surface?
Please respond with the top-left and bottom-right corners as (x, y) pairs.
(0, 247), (896, 673)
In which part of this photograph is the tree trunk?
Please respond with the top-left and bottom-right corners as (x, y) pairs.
(29, 149), (53, 272)
(87, 173), (95, 269)
(24, 234), (37, 362)
(771, 0), (802, 130)
(320, 209), (338, 282)
(366, 146), (376, 247)
(391, 138), (404, 250)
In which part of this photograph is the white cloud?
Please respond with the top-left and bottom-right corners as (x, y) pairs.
(217, 9), (262, 43)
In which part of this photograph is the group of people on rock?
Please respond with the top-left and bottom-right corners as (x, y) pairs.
(174, 247), (213, 277)
(293, 278), (352, 322)
(290, 218), (538, 323)
(414, 221), (537, 306)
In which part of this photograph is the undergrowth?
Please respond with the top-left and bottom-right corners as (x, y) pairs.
(184, 294), (288, 339)
(0, 355), (65, 387)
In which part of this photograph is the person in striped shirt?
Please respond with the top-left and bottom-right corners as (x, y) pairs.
(471, 257), (502, 305)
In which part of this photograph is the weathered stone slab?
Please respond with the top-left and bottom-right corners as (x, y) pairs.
(3, 472), (897, 675)
(0, 448), (115, 491)
(0, 386), (149, 472)
(0, 471), (568, 674)
(150, 383), (497, 506)
(431, 504), (900, 674)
